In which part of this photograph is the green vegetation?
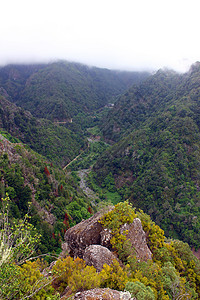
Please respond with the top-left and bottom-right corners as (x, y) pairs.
(2, 200), (200, 299)
(99, 201), (137, 260)
(125, 281), (155, 300)
(100, 69), (181, 142)
(0, 96), (86, 166)
(0, 62), (149, 121)
(0, 135), (91, 254)
(87, 125), (102, 136)
(68, 140), (109, 170)
(93, 62), (200, 249)
(0, 195), (55, 299)
(99, 202), (200, 299)
(0, 61), (200, 298)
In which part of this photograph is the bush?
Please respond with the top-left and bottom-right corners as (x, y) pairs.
(125, 281), (155, 300)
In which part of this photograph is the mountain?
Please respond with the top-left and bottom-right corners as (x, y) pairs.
(93, 62), (200, 248)
(100, 69), (183, 142)
(1, 61), (200, 299)
(0, 61), (149, 121)
(0, 93), (85, 166)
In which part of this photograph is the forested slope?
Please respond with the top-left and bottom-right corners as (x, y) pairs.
(93, 62), (200, 248)
(0, 61), (149, 121)
(100, 64), (200, 142)
(0, 133), (92, 254)
(0, 94), (85, 166)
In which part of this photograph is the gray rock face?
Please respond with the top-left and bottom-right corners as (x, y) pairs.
(100, 228), (113, 249)
(64, 208), (152, 262)
(83, 245), (117, 272)
(64, 208), (113, 258)
(73, 288), (135, 300)
(120, 218), (152, 261)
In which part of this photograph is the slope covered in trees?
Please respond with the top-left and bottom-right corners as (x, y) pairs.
(0, 94), (86, 166)
(93, 62), (200, 248)
(0, 133), (92, 254)
(100, 64), (199, 142)
(0, 61), (149, 121)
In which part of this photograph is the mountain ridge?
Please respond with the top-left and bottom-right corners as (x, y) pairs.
(0, 61), (150, 121)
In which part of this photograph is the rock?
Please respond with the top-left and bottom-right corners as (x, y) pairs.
(59, 242), (70, 259)
(100, 228), (113, 249)
(40, 209), (56, 225)
(120, 218), (152, 261)
(64, 208), (152, 262)
(83, 245), (117, 271)
(73, 288), (135, 300)
(64, 207), (114, 258)
(101, 218), (152, 262)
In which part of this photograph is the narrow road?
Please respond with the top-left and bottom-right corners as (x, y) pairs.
(63, 152), (83, 170)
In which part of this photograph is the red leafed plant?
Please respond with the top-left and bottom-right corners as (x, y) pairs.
(44, 166), (50, 176)
(88, 206), (93, 214)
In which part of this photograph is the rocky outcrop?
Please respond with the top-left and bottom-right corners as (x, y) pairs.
(100, 218), (152, 261)
(73, 288), (135, 300)
(120, 218), (152, 261)
(83, 245), (117, 271)
(64, 208), (152, 262)
(64, 207), (114, 258)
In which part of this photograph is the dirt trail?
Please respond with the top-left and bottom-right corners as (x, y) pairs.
(63, 152), (83, 170)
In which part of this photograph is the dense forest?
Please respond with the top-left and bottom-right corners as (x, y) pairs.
(0, 60), (200, 299)
(0, 95), (85, 166)
(0, 62), (149, 121)
(0, 133), (92, 254)
(93, 62), (200, 249)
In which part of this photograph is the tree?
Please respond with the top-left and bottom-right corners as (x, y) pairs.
(125, 281), (155, 300)
(0, 194), (40, 267)
(0, 194), (53, 299)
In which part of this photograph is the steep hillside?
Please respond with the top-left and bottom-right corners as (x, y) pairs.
(93, 62), (200, 248)
(0, 133), (92, 253)
(101, 69), (183, 142)
(0, 62), (149, 121)
(0, 94), (85, 166)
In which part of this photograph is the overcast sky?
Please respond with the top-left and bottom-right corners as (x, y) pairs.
(1, 0), (200, 72)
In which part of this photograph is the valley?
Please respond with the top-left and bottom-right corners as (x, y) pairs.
(0, 60), (200, 299)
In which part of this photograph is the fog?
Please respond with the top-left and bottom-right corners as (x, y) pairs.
(1, 0), (199, 72)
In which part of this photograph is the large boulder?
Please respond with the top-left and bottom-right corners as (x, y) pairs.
(83, 245), (117, 271)
(64, 208), (152, 262)
(64, 207), (114, 258)
(73, 288), (135, 300)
